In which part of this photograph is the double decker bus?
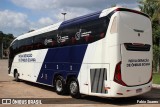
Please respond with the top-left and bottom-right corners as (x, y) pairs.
(9, 7), (152, 98)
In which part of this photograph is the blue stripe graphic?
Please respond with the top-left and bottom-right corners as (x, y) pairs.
(36, 45), (88, 85)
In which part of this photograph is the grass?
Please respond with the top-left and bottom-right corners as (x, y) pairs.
(153, 73), (160, 84)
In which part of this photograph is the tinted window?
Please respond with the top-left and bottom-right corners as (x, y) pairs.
(12, 40), (18, 50)
(25, 37), (33, 46)
(11, 17), (109, 53)
(34, 34), (46, 49)
(24, 37), (34, 51)
(18, 39), (26, 52)
(57, 17), (109, 46)
(80, 17), (109, 44)
(9, 40), (18, 67)
(58, 26), (79, 46)
(44, 31), (58, 48)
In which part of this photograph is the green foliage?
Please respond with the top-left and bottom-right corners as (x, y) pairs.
(153, 73), (160, 84)
(153, 45), (160, 71)
(152, 23), (160, 45)
(0, 31), (14, 49)
(139, 0), (160, 72)
(139, 0), (160, 22)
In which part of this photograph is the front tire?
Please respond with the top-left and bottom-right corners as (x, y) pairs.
(15, 72), (20, 82)
(69, 79), (81, 99)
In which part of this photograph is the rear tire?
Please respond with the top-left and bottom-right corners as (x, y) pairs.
(55, 76), (66, 95)
(69, 78), (81, 99)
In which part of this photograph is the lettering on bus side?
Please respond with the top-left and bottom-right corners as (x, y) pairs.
(18, 54), (36, 62)
(126, 59), (150, 67)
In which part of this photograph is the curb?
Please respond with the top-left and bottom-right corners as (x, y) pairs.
(152, 84), (160, 89)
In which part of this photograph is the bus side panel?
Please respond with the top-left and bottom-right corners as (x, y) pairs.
(9, 49), (48, 82)
(36, 45), (88, 85)
(78, 39), (110, 96)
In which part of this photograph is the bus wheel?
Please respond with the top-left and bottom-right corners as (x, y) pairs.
(55, 76), (65, 95)
(69, 79), (81, 99)
(15, 72), (20, 82)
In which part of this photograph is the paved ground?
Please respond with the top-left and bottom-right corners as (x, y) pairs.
(0, 59), (160, 107)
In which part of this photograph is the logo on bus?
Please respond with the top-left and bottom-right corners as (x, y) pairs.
(57, 34), (69, 43)
(75, 29), (92, 40)
(44, 39), (52, 45)
(75, 32), (81, 40)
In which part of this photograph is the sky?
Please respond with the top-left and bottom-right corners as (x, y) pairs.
(0, 0), (139, 37)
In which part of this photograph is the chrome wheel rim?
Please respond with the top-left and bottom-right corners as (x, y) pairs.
(56, 80), (62, 92)
(70, 81), (78, 94)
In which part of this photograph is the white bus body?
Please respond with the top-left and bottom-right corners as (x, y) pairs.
(9, 7), (152, 98)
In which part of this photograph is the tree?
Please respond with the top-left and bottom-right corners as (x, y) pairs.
(0, 31), (14, 49)
(139, 0), (160, 22)
(139, 0), (160, 72)
(0, 31), (4, 41)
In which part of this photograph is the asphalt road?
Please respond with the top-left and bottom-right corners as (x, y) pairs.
(0, 59), (160, 107)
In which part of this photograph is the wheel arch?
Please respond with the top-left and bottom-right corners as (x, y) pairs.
(66, 75), (78, 85)
(52, 73), (63, 86)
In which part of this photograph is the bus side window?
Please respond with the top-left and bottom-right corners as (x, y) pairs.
(34, 34), (46, 49)
(70, 26), (79, 45)
(18, 39), (26, 52)
(12, 40), (18, 51)
(56, 26), (77, 47)
(10, 40), (18, 58)
(80, 18), (108, 44)
(45, 31), (58, 48)
(25, 37), (34, 51)
(61, 26), (79, 46)
(60, 29), (69, 46)
(51, 31), (59, 47)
